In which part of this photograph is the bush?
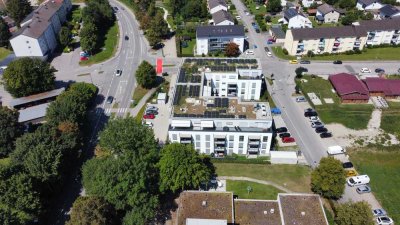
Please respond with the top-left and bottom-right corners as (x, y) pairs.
(265, 15), (272, 23)
(307, 50), (315, 57)
(229, 4), (236, 10)
(282, 48), (288, 55)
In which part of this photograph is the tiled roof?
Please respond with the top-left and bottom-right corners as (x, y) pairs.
(363, 77), (400, 96)
(212, 10), (234, 24)
(208, 0), (227, 9)
(329, 73), (369, 100)
(196, 25), (245, 38)
(317, 3), (336, 15)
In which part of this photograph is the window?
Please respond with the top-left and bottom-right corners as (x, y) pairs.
(206, 142), (210, 148)
(263, 136), (268, 142)
(262, 143), (267, 149)
(252, 83), (256, 88)
(241, 83), (245, 88)
(196, 135), (200, 141)
(239, 143), (243, 148)
(206, 135), (210, 141)
(251, 89), (256, 94)
(229, 142), (234, 148)
(172, 134), (177, 141)
(239, 136), (244, 141)
(229, 135), (234, 141)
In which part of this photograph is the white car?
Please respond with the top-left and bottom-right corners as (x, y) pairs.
(309, 116), (320, 122)
(360, 68), (371, 73)
(256, 6), (260, 10)
(235, 15), (241, 20)
(376, 216), (393, 225)
(115, 69), (122, 76)
(143, 121), (153, 127)
(267, 52), (272, 57)
(296, 96), (306, 102)
(146, 105), (158, 111)
(245, 12), (250, 16)
(246, 50), (254, 55)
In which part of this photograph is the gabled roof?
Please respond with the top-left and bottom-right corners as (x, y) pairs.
(329, 73), (369, 100)
(317, 3), (337, 15)
(284, 8), (304, 20)
(379, 4), (400, 17)
(208, 0), (227, 9)
(359, 17), (400, 31)
(358, 0), (381, 6)
(363, 78), (400, 96)
(290, 26), (366, 40)
(270, 25), (286, 39)
(212, 10), (234, 24)
(196, 25), (245, 38)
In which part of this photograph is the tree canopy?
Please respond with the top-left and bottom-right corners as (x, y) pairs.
(135, 60), (157, 89)
(0, 107), (20, 157)
(311, 157), (346, 199)
(335, 201), (374, 225)
(159, 143), (212, 192)
(59, 26), (72, 48)
(266, 0), (282, 13)
(2, 58), (55, 97)
(0, 17), (11, 47)
(225, 42), (240, 57)
(147, 12), (169, 47)
(80, 22), (98, 53)
(6, 0), (32, 25)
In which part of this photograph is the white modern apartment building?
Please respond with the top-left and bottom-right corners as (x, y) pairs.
(168, 58), (273, 157)
(9, 0), (72, 57)
(196, 25), (245, 55)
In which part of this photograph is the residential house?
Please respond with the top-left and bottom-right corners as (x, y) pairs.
(269, 25), (286, 43)
(329, 73), (370, 103)
(196, 25), (245, 55)
(356, 0), (383, 10)
(302, 0), (315, 7)
(212, 10), (234, 26)
(316, 3), (340, 23)
(208, 0), (228, 14)
(9, 0), (72, 58)
(279, 8), (312, 29)
(379, 4), (400, 18)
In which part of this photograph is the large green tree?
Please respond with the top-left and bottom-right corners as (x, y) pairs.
(335, 201), (374, 225)
(59, 26), (72, 47)
(159, 143), (213, 192)
(0, 205), (33, 225)
(2, 58), (55, 97)
(135, 60), (157, 89)
(80, 22), (98, 53)
(147, 12), (169, 47)
(0, 17), (11, 47)
(0, 107), (20, 157)
(6, 0), (32, 25)
(311, 157), (346, 199)
(66, 196), (117, 225)
(266, 0), (282, 13)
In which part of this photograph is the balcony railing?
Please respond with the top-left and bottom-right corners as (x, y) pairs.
(180, 139), (192, 144)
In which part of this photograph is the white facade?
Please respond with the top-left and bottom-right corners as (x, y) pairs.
(196, 36), (244, 55)
(210, 5), (228, 14)
(214, 19), (234, 26)
(356, 1), (383, 10)
(366, 30), (400, 45)
(302, 0), (315, 7)
(280, 15), (312, 29)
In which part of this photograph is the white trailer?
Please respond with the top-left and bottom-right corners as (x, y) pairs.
(327, 146), (346, 155)
(347, 175), (370, 187)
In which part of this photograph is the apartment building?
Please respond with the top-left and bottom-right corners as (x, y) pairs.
(283, 18), (400, 55)
(196, 25), (245, 55)
(9, 0), (72, 58)
(168, 58), (273, 157)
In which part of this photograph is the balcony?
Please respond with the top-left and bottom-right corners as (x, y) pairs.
(180, 138), (192, 144)
(248, 147), (259, 153)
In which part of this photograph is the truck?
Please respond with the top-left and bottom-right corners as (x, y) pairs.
(347, 175), (370, 187)
(327, 145), (346, 155)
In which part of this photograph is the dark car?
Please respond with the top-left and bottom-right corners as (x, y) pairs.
(125, 35), (129, 40)
(320, 132), (332, 138)
(342, 162), (354, 169)
(251, 22), (256, 26)
(279, 132), (291, 138)
(375, 68), (385, 73)
(300, 60), (311, 64)
(264, 46), (270, 52)
(276, 127), (288, 133)
(333, 60), (343, 64)
(106, 96), (114, 104)
(315, 127), (328, 133)
(304, 111), (318, 117)
(255, 28), (260, 33)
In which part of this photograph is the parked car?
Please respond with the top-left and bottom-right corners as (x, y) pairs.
(320, 132), (332, 138)
(346, 169), (358, 177)
(115, 69), (122, 76)
(264, 46), (270, 52)
(146, 106), (158, 111)
(106, 96), (113, 104)
(289, 60), (298, 64)
(304, 108), (318, 117)
(398, 68), (400, 73)
(311, 121), (324, 128)
(375, 68), (385, 73)
(275, 127), (288, 133)
(279, 132), (291, 138)
(315, 127), (328, 133)
(342, 161), (354, 169)
(255, 28), (260, 33)
(333, 60), (342, 64)
(300, 60), (311, 64)
(267, 38), (276, 43)
(246, 50), (254, 55)
(373, 209), (387, 217)
(145, 109), (158, 115)
(296, 96), (306, 102)
(360, 68), (371, 73)
(235, 15), (241, 20)
(376, 216), (394, 225)
(356, 185), (371, 194)
(80, 56), (89, 61)
(143, 121), (153, 127)
(282, 137), (295, 143)
(267, 52), (272, 57)
(125, 35), (129, 40)
(309, 116), (319, 122)
(143, 114), (155, 119)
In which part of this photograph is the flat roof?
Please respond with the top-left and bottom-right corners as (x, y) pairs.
(186, 218), (227, 225)
(176, 191), (234, 225)
(18, 102), (50, 123)
(196, 25), (245, 38)
(234, 199), (282, 225)
(10, 87), (65, 108)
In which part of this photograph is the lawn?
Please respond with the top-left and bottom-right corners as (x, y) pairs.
(297, 76), (374, 130)
(131, 85), (150, 107)
(214, 163), (311, 193)
(308, 16), (338, 28)
(350, 148), (400, 223)
(181, 39), (195, 56)
(226, 180), (283, 200)
(304, 47), (400, 61)
(244, 0), (267, 15)
(80, 22), (119, 66)
(0, 47), (11, 61)
(381, 101), (400, 136)
(271, 46), (296, 60)
(0, 157), (10, 167)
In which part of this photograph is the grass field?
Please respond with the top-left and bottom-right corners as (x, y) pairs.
(0, 47), (11, 61)
(350, 149), (400, 223)
(304, 47), (400, 61)
(245, 1), (266, 15)
(181, 39), (195, 56)
(297, 76), (374, 130)
(80, 22), (119, 66)
(381, 102), (400, 136)
(271, 46), (296, 60)
(226, 180), (282, 200)
(215, 163), (311, 193)
(131, 86), (150, 107)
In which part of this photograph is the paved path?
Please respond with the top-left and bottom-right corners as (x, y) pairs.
(130, 88), (157, 116)
(218, 176), (294, 193)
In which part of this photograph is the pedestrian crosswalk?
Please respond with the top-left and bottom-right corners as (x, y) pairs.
(101, 108), (129, 114)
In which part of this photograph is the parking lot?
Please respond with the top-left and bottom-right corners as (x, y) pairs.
(142, 102), (171, 144)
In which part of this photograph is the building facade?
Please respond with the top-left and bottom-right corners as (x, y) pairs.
(316, 4), (340, 23)
(208, 0), (228, 14)
(10, 0), (72, 57)
(280, 8), (312, 29)
(196, 25), (245, 55)
(356, 0), (383, 10)
(212, 10), (234, 26)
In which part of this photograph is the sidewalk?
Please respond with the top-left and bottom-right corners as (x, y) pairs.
(130, 88), (157, 116)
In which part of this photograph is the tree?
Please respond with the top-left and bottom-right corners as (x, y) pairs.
(339, 0), (356, 9)
(295, 67), (308, 78)
(80, 22), (98, 53)
(147, 12), (169, 46)
(362, 12), (374, 20)
(0, 17), (11, 47)
(2, 57), (55, 97)
(325, 0), (340, 5)
(135, 61), (157, 89)
(307, 50), (315, 57)
(225, 42), (240, 57)
(59, 26), (72, 47)
(311, 157), (345, 199)
(341, 11), (359, 25)
(335, 201), (374, 225)
(266, 0), (282, 13)
(6, 0), (32, 25)
(0, 107), (20, 157)
(0, 205), (33, 225)
(265, 15), (272, 23)
(158, 143), (212, 192)
(66, 196), (117, 225)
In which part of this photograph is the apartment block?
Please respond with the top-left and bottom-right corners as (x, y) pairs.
(361, 19), (400, 45)
(10, 0), (72, 58)
(168, 58), (273, 157)
(196, 25), (245, 55)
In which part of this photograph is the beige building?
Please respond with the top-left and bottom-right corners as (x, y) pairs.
(316, 3), (340, 23)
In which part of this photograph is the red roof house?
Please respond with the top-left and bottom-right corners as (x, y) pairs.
(329, 73), (370, 103)
(363, 77), (400, 98)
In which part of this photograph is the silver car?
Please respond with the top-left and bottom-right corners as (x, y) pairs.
(373, 209), (387, 217)
(356, 185), (371, 194)
(311, 121), (324, 128)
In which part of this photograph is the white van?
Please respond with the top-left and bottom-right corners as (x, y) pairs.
(347, 175), (370, 187)
(327, 146), (346, 155)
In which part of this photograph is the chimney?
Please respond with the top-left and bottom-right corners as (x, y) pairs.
(270, 209), (275, 214)
(264, 211), (268, 215)
(301, 211), (306, 216)
(202, 201), (207, 207)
